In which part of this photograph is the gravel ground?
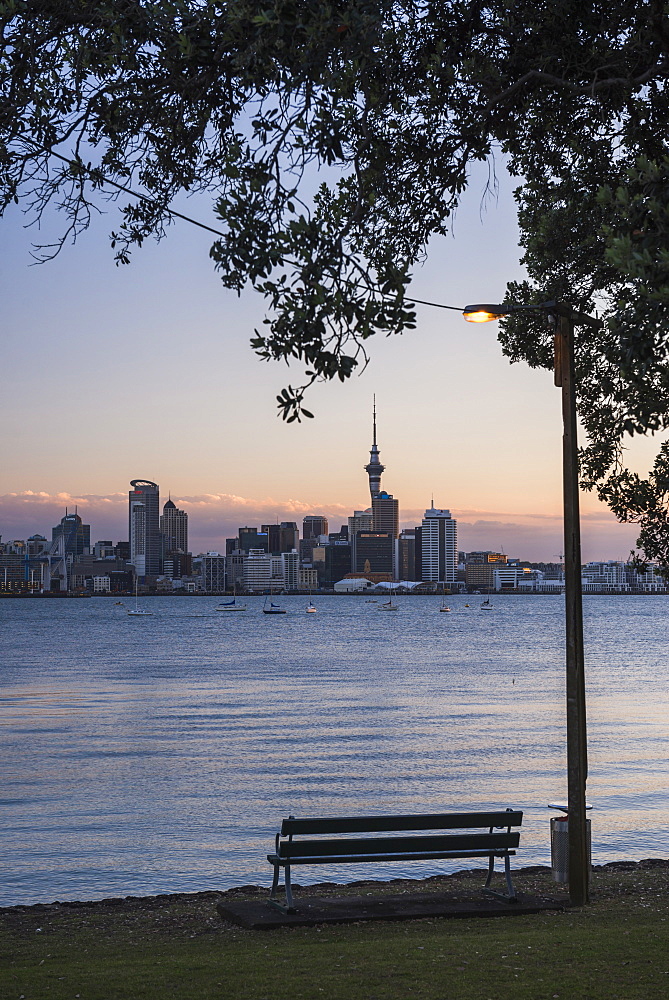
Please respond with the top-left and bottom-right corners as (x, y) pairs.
(2, 860), (668, 941)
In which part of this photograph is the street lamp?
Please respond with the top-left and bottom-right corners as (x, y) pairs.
(463, 300), (603, 907)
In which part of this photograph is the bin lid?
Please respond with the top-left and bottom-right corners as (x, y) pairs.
(547, 802), (593, 812)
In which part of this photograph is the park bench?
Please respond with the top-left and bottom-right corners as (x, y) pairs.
(268, 809), (523, 912)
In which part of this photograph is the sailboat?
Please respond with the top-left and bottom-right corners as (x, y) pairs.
(480, 596), (493, 610)
(127, 577), (152, 617)
(438, 582), (451, 612)
(263, 594), (286, 615)
(378, 584), (398, 610)
(216, 584), (246, 611)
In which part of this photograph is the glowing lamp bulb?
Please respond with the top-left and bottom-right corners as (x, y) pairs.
(462, 303), (508, 323)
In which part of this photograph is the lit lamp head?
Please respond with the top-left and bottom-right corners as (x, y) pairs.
(462, 303), (509, 323)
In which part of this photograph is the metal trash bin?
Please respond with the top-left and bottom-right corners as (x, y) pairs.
(550, 814), (592, 883)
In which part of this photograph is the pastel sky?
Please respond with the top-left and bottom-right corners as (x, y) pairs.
(1, 159), (656, 560)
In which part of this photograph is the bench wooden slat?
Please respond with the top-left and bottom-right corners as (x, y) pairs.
(268, 848), (517, 866)
(281, 811), (522, 836)
(276, 831), (520, 859)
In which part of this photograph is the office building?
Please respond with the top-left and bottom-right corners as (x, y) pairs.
(261, 524), (281, 554)
(372, 490), (399, 538)
(160, 498), (188, 553)
(279, 521), (299, 553)
(201, 552), (226, 592)
(225, 549), (246, 590)
(421, 507), (457, 584)
(348, 510), (372, 538)
(128, 479), (161, 576)
(302, 515), (329, 540)
(52, 510), (90, 558)
(323, 542), (352, 587)
(464, 552), (507, 589)
(281, 550), (300, 590)
(238, 526), (266, 553)
(398, 529), (417, 581)
(354, 531), (394, 577)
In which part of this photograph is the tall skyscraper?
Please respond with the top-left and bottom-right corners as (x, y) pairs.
(348, 510), (372, 537)
(261, 524), (281, 554)
(52, 509), (90, 558)
(279, 521), (299, 553)
(128, 479), (161, 576)
(421, 507), (458, 584)
(160, 498), (188, 553)
(364, 396), (385, 502)
(302, 515), (329, 540)
(372, 490), (399, 537)
(238, 526), (265, 553)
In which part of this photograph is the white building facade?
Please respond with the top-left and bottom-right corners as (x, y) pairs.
(421, 507), (457, 584)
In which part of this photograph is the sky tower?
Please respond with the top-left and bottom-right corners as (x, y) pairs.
(364, 396), (385, 502)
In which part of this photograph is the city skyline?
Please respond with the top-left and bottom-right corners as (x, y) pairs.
(0, 481), (642, 565)
(1, 161), (655, 562)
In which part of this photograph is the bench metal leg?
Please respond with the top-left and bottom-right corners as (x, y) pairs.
(482, 854), (518, 903)
(268, 863), (297, 914)
(270, 862), (280, 901)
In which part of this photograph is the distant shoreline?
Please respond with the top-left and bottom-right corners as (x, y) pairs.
(2, 591), (669, 599)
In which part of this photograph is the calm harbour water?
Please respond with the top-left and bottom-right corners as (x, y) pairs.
(1, 593), (668, 907)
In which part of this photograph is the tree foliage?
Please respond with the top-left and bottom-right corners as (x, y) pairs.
(2, 1), (669, 559)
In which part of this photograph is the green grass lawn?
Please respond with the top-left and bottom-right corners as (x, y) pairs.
(2, 866), (668, 1000)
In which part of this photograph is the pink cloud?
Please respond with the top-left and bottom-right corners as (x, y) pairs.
(0, 491), (640, 561)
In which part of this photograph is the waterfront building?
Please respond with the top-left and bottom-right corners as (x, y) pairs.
(323, 542), (352, 587)
(160, 499), (188, 554)
(0, 541), (25, 591)
(243, 549), (272, 592)
(421, 507), (457, 584)
(464, 552), (508, 590)
(300, 567), (319, 590)
(582, 561), (628, 591)
(354, 531), (394, 577)
(493, 564), (536, 591)
(364, 397), (385, 501)
(26, 535), (48, 589)
(464, 551), (508, 565)
(69, 551), (133, 593)
(201, 552), (226, 592)
(128, 479), (161, 576)
(281, 550), (300, 590)
(225, 549), (246, 590)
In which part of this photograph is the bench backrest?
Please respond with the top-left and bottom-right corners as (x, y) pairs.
(276, 831), (520, 860)
(279, 810), (522, 837)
